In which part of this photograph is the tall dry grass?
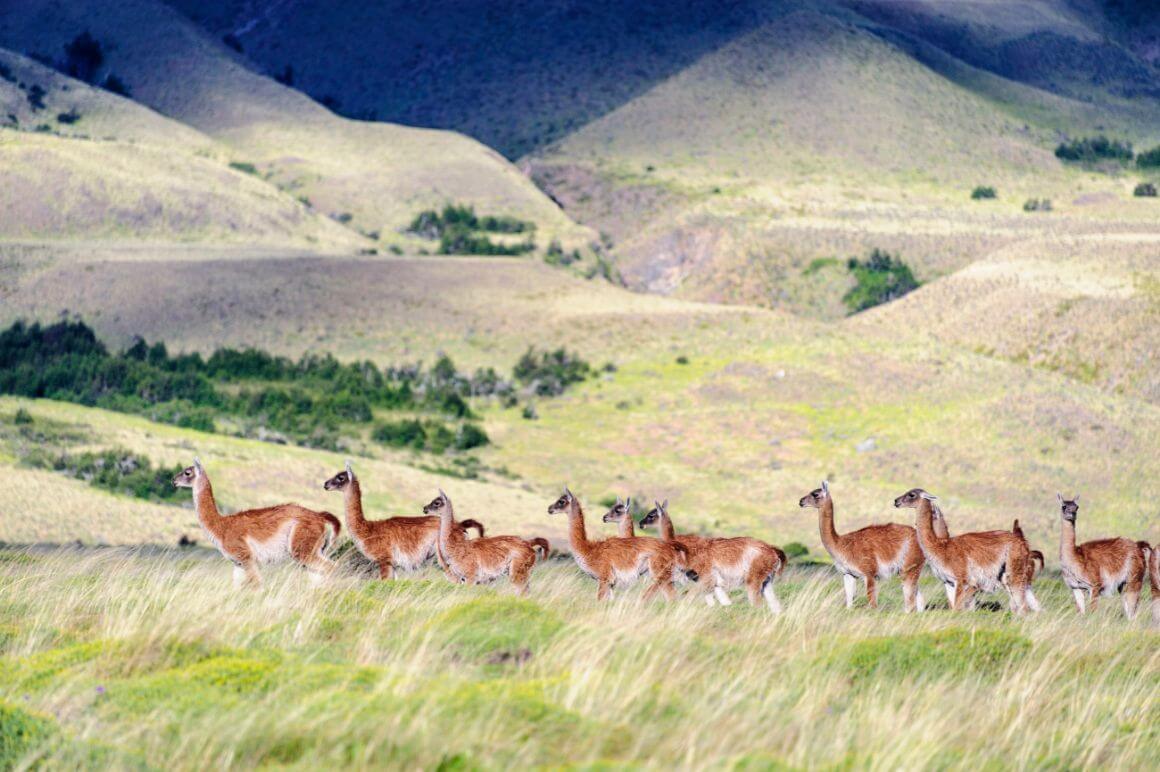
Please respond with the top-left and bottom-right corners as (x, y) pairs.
(0, 548), (1156, 769)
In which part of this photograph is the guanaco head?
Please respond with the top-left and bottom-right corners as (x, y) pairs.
(639, 499), (668, 529)
(893, 488), (937, 509)
(602, 497), (633, 524)
(548, 487), (575, 515)
(798, 480), (830, 509)
(423, 488), (452, 516)
(1057, 492), (1080, 522)
(323, 460), (357, 491)
(172, 457), (204, 489)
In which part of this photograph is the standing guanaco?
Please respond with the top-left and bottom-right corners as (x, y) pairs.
(424, 490), (548, 594)
(1056, 493), (1148, 618)
(933, 506), (1044, 608)
(799, 482), (925, 612)
(895, 488), (1039, 614)
(174, 458), (340, 587)
(548, 488), (684, 601)
(640, 501), (784, 613)
(322, 462), (483, 579)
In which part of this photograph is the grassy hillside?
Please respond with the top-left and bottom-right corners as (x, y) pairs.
(0, 50), (363, 247)
(1, 253), (1156, 552)
(0, 550), (1156, 769)
(0, 0), (592, 249)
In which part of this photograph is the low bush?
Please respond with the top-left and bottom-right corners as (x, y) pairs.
(1133, 182), (1157, 197)
(56, 109), (81, 125)
(514, 347), (591, 396)
(229, 161), (259, 176)
(842, 249), (920, 313)
(1023, 198), (1053, 212)
(1137, 146), (1160, 169)
(970, 185), (997, 200)
(23, 447), (187, 503)
(1054, 135), (1133, 163)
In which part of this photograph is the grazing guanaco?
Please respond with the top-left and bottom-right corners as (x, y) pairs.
(895, 488), (1039, 614)
(934, 507), (1045, 607)
(322, 462), (484, 580)
(173, 458), (340, 587)
(602, 497), (636, 537)
(799, 482), (925, 612)
(423, 490), (548, 595)
(640, 501), (784, 613)
(547, 488), (684, 601)
(1056, 493), (1148, 618)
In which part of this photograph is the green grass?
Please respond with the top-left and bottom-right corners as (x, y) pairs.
(0, 549), (1155, 769)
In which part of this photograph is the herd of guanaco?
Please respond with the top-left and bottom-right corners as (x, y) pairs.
(173, 460), (1160, 623)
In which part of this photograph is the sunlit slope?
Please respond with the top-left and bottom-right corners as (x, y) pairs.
(0, 0), (590, 245)
(1, 254), (1155, 553)
(855, 233), (1160, 403)
(0, 51), (364, 247)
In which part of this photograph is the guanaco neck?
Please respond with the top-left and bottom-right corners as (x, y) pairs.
(618, 517), (635, 538)
(193, 476), (226, 536)
(659, 511), (676, 541)
(913, 498), (942, 556)
(438, 504), (465, 554)
(1060, 518), (1079, 564)
(817, 496), (840, 552)
(566, 502), (592, 555)
(343, 479), (371, 539)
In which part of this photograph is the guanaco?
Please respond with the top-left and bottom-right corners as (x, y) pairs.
(173, 458), (340, 587)
(423, 490), (548, 594)
(602, 497), (636, 537)
(547, 488), (684, 601)
(322, 462), (484, 579)
(933, 506), (1045, 607)
(799, 482), (925, 612)
(640, 501), (784, 613)
(1056, 493), (1148, 618)
(895, 488), (1039, 614)
(1150, 543), (1160, 627)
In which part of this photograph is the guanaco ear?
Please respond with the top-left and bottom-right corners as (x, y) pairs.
(193, 457), (203, 473)
(1073, 493), (1079, 503)
(1057, 492), (1064, 505)
(564, 486), (573, 499)
(624, 497), (631, 511)
(345, 460), (355, 480)
(661, 499), (668, 511)
(821, 480), (830, 496)
(616, 496), (624, 507)
(919, 492), (938, 502)
(438, 488), (448, 502)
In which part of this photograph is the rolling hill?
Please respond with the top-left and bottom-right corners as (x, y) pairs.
(0, 0), (592, 249)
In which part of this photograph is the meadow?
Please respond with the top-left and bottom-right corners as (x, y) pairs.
(0, 548), (1156, 770)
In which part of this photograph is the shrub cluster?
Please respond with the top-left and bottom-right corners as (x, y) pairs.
(1054, 135), (1133, 163)
(0, 320), (590, 454)
(1023, 198), (1053, 212)
(970, 186), (997, 200)
(513, 347), (592, 396)
(23, 447), (186, 503)
(372, 419), (489, 454)
(1134, 182), (1157, 197)
(407, 204), (536, 256)
(842, 249), (921, 313)
(1137, 146), (1160, 169)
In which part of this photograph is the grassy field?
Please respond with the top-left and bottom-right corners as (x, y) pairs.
(0, 548), (1156, 769)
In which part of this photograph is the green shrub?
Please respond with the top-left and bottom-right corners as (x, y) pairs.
(781, 542), (809, 559)
(1023, 198), (1053, 212)
(1055, 135), (1133, 163)
(1133, 182), (1157, 197)
(23, 447), (187, 503)
(372, 419), (488, 453)
(802, 257), (839, 275)
(63, 32), (104, 83)
(1137, 146), (1160, 168)
(513, 347), (591, 396)
(408, 205), (535, 255)
(56, 108), (81, 125)
(842, 249), (920, 313)
(13, 407), (33, 425)
(970, 185), (996, 200)
(228, 161), (259, 176)
(26, 85), (46, 111)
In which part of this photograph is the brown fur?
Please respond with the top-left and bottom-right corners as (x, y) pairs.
(935, 510), (1044, 608)
(640, 501), (783, 612)
(1056, 494), (1146, 619)
(1011, 519), (1045, 583)
(322, 465), (482, 580)
(602, 498), (636, 538)
(548, 489), (682, 601)
(1149, 543), (1160, 627)
(800, 482), (925, 612)
(425, 490), (545, 594)
(896, 488), (1039, 614)
(174, 459), (339, 587)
